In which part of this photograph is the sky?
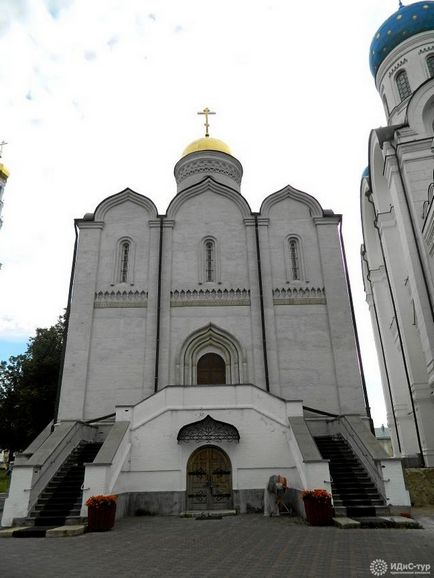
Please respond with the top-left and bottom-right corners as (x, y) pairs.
(0, 0), (406, 426)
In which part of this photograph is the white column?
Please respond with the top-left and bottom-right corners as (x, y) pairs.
(368, 266), (419, 457)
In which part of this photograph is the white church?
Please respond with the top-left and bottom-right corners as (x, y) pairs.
(361, 0), (434, 468)
(3, 5), (422, 527)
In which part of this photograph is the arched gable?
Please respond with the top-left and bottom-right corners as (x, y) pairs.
(406, 78), (434, 137)
(94, 188), (158, 221)
(166, 177), (252, 220)
(368, 130), (394, 213)
(260, 184), (324, 218)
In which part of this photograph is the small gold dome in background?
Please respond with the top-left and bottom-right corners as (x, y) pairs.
(182, 136), (232, 157)
(0, 163), (10, 179)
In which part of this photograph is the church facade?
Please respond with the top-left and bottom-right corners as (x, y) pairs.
(55, 135), (376, 516)
(2, 6), (420, 525)
(361, 1), (434, 467)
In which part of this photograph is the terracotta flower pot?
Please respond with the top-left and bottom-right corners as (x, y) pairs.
(303, 498), (333, 526)
(87, 503), (117, 532)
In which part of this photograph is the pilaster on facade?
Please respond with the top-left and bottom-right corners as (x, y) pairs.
(59, 223), (103, 420)
(256, 220), (281, 394)
(382, 151), (434, 387)
(244, 222), (266, 389)
(314, 218), (364, 413)
(142, 219), (163, 397)
(158, 219), (174, 388)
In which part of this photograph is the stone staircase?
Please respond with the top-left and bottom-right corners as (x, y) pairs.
(27, 441), (102, 527)
(315, 435), (388, 517)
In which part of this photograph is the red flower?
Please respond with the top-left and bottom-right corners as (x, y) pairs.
(86, 495), (118, 509)
(301, 489), (332, 504)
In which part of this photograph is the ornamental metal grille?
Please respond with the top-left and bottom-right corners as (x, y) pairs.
(205, 240), (215, 282)
(289, 238), (300, 281)
(120, 241), (130, 283)
(177, 415), (240, 443)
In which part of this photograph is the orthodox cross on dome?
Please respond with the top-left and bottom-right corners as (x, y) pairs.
(197, 107), (216, 137)
(0, 140), (7, 158)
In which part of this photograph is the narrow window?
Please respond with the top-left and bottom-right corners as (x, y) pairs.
(382, 94), (389, 116)
(427, 55), (434, 78)
(120, 241), (130, 283)
(395, 70), (411, 102)
(289, 238), (301, 281)
(205, 240), (215, 282)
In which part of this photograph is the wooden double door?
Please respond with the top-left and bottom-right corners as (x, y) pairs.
(187, 446), (232, 510)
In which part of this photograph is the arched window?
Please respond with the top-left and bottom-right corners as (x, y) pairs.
(197, 352), (226, 384)
(205, 240), (215, 282)
(382, 93), (389, 116)
(111, 237), (135, 286)
(427, 55), (434, 78)
(287, 236), (304, 282)
(199, 237), (219, 284)
(119, 241), (130, 283)
(395, 70), (411, 102)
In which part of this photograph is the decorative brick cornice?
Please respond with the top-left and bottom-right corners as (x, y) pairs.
(94, 289), (148, 308)
(78, 221), (105, 230)
(175, 157), (242, 185)
(388, 57), (408, 78)
(171, 288), (250, 307)
(272, 287), (326, 305)
(419, 45), (434, 55)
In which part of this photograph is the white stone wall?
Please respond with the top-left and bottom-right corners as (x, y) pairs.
(59, 164), (367, 424)
(363, 69), (434, 464)
(112, 386), (305, 495)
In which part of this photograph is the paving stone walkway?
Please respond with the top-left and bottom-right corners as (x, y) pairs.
(2, 514), (434, 578)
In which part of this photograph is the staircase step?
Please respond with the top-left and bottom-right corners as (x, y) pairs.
(314, 435), (387, 516)
(26, 441), (102, 527)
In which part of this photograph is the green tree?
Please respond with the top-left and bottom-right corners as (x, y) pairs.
(0, 315), (65, 452)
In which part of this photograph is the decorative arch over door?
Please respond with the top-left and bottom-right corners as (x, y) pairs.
(177, 323), (246, 385)
(186, 445), (233, 511)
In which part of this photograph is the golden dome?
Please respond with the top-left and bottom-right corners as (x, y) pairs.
(0, 163), (10, 179)
(182, 136), (231, 157)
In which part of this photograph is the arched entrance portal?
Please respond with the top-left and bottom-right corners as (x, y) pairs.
(186, 446), (233, 510)
(197, 352), (226, 384)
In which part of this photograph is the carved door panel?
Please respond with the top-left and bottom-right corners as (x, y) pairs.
(197, 353), (226, 384)
(187, 446), (232, 510)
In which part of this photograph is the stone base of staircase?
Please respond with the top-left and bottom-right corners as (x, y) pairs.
(180, 510), (237, 518)
(333, 515), (421, 529)
(0, 524), (86, 538)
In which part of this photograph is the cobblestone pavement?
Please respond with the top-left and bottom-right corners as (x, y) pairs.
(2, 514), (434, 578)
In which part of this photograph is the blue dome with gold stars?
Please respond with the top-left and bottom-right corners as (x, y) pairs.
(370, 1), (434, 77)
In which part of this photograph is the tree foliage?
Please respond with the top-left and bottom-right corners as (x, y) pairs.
(0, 316), (65, 452)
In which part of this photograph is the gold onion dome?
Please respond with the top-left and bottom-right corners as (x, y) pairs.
(0, 163), (10, 179)
(182, 136), (232, 157)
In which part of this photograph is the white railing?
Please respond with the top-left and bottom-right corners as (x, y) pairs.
(1, 421), (97, 527)
(80, 422), (130, 517)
